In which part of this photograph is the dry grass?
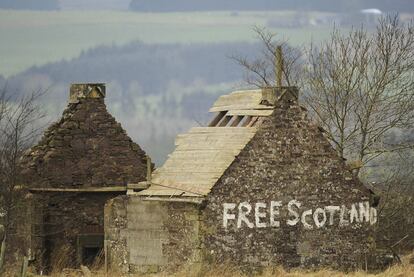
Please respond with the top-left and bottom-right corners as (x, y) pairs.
(21, 253), (414, 277)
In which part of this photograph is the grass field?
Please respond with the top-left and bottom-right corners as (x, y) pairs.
(0, 9), (332, 77)
(10, 255), (414, 277)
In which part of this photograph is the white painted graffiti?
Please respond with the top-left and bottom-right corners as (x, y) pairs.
(222, 200), (377, 230)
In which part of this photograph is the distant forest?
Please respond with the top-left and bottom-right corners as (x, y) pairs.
(129, 0), (414, 13)
(0, 41), (260, 164)
(1, 39), (412, 165)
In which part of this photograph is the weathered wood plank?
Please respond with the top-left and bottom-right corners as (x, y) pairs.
(175, 136), (253, 149)
(142, 197), (204, 203)
(209, 104), (272, 112)
(127, 182), (150, 190)
(218, 115), (232, 127)
(159, 160), (232, 169)
(141, 182), (211, 195)
(208, 111), (226, 127)
(242, 116), (253, 127)
(168, 148), (244, 157)
(230, 115), (244, 127)
(211, 90), (262, 108)
(176, 137), (253, 145)
(227, 109), (274, 116)
(230, 89), (262, 95)
(175, 144), (248, 151)
(138, 189), (201, 197)
(139, 93), (262, 196)
(29, 186), (127, 192)
(175, 132), (254, 145)
(188, 127), (257, 133)
(247, 116), (259, 127)
(152, 173), (221, 182)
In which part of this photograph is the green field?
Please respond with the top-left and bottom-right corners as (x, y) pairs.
(0, 9), (332, 77)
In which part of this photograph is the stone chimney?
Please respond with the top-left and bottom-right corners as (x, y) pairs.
(262, 86), (299, 106)
(263, 45), (299, 104)
(69, 83), (106, 103)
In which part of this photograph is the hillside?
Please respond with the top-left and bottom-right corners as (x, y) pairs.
(1, 41), (261, 165)
(0, 10), (332, 77)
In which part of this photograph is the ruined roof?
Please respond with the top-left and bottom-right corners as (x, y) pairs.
(137, 87), (297, 197)
(20, 83), (149, 189)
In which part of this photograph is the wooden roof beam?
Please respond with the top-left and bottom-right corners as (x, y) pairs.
(208, 111), (226, 127)
(218, 115), (233, 127)
(230, 115), (244, 127)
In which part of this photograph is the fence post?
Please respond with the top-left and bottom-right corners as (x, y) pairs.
(20, 256), (28, 277)
(0, 236), (6, 272)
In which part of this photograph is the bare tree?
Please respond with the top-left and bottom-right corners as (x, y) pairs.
(234, 19), (414, 258)
(0, 89), (7, 128)
(231, 26), (303, 88)
(305, 16), (414, 174)
(373, 155), (414, 256)
(0, 87), (45, 267)
(235, 17), (414, 175)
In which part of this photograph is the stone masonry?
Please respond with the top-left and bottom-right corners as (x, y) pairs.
(105, 196), (201, 273)
(201, 93), (377, 271)
(20, 83), (150, 273)
(104, 87), (379, 274)
(20, 83), (148, 188)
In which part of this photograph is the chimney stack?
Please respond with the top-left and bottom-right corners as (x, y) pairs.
(69, 83), (106, 103)
(261, 45), (299, 104)
(262, 86), (299, 105)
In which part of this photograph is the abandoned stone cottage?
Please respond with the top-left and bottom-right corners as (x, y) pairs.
(19, 83), (150, 272)
(105, 86), (379, 274)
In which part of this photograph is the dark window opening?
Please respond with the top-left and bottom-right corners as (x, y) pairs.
(77, 233), (104, 267)
(82, 246), (102, 266)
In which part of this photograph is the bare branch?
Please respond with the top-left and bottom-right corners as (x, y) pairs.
(230, 25), (304, 88)
(0, 86), (46, 244)
(303, 15), (414, 173)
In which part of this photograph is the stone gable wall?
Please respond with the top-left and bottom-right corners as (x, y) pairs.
(20, 97), (148, 188)
(19, 85), (150, 273)
(201, 97), (377, 271)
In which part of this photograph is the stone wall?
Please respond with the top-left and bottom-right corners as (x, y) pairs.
(30, 192), (121, 272)
(201, 95), (378, 272)
(105, 196), (201, 274)
(104, 89), (380, 273)
(19, 84), (150, 273)
(20, 86), (148, 188)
